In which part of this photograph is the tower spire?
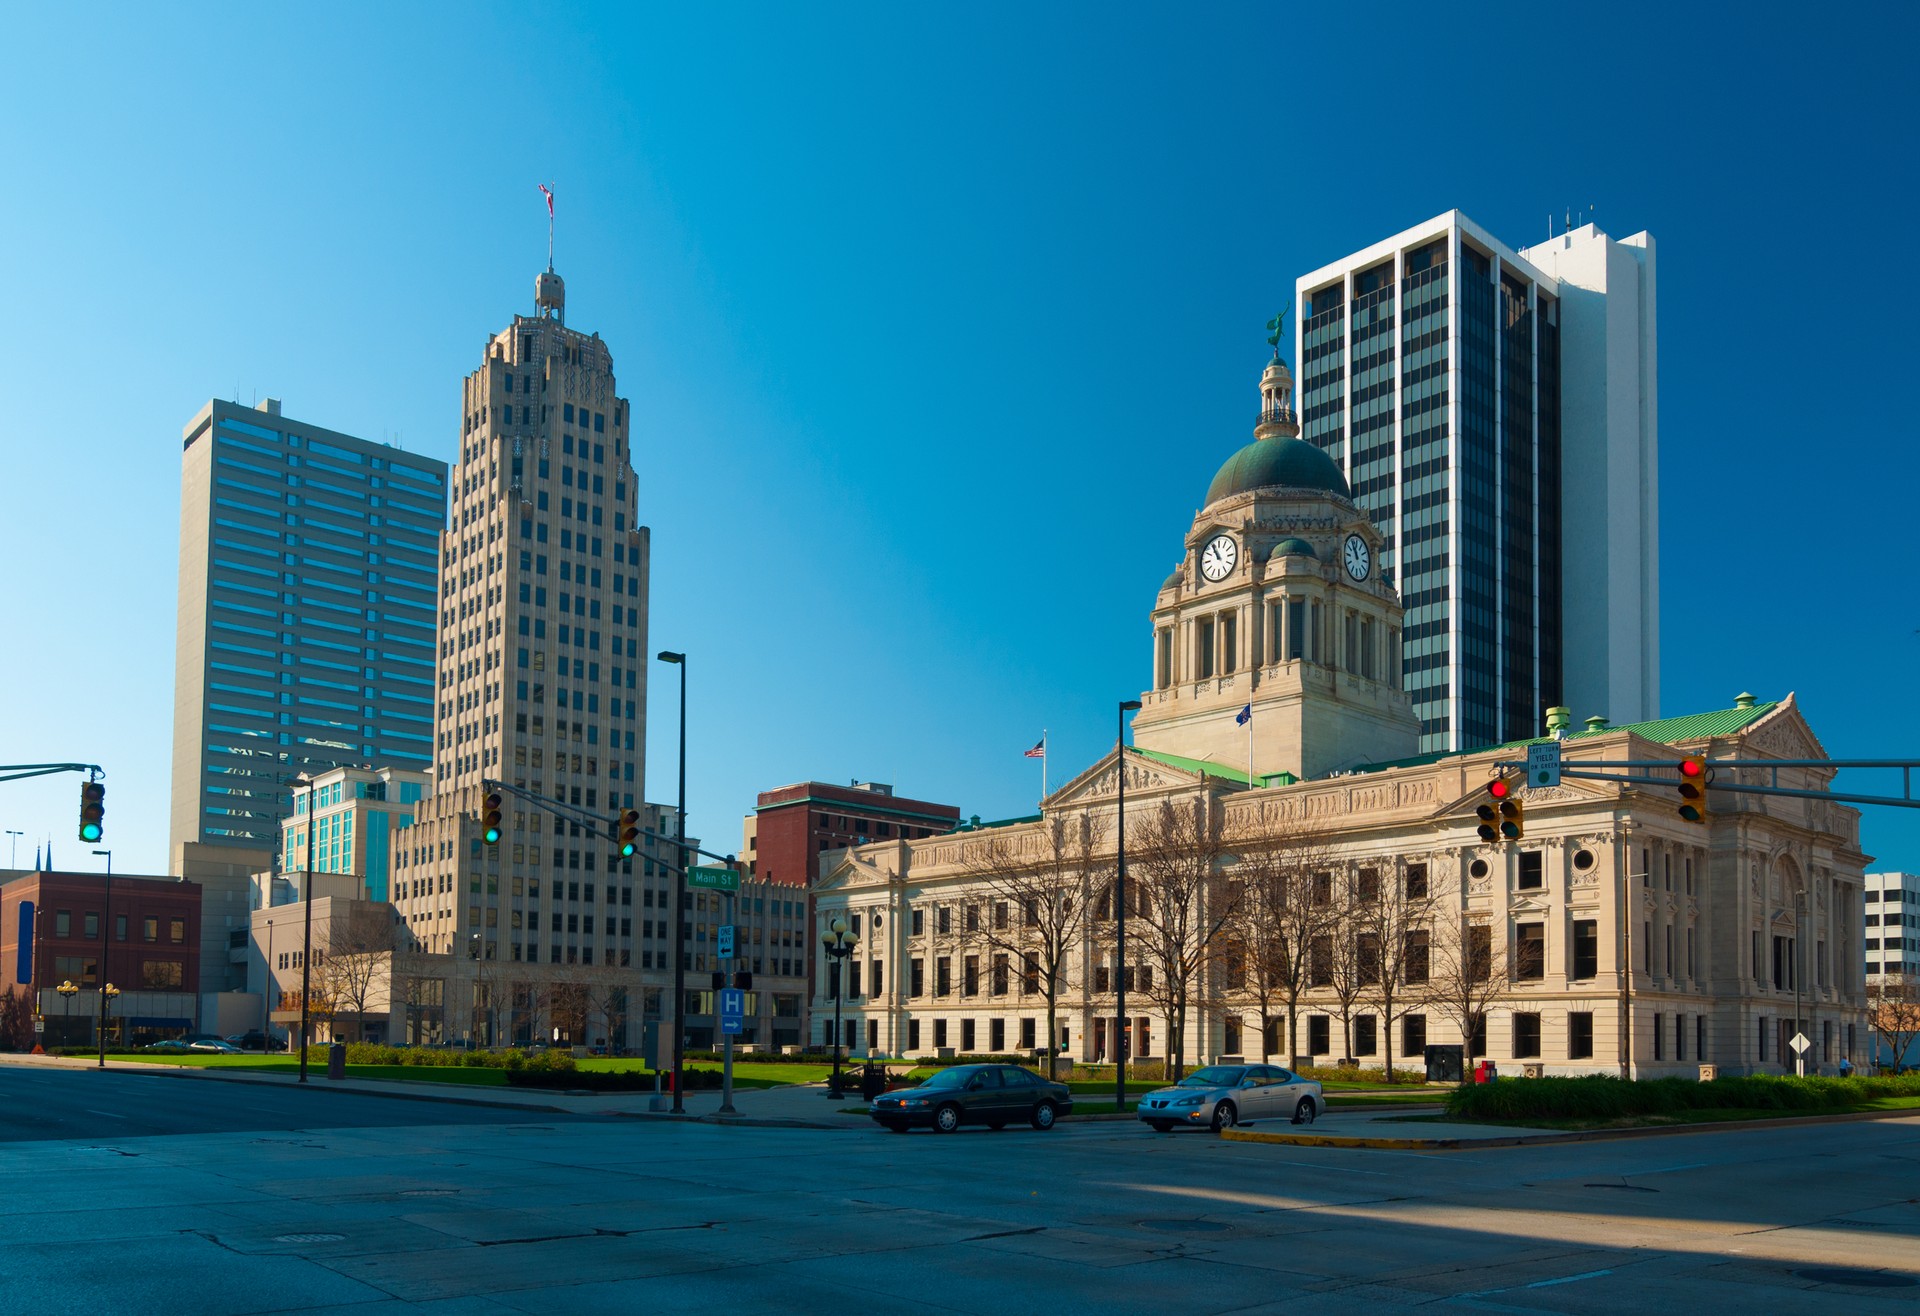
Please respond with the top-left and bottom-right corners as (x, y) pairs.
(1255, 309), (1298, 441)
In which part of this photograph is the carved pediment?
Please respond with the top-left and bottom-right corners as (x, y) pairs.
(1045, 748), (1209, 810)
(1739, 697), (1829, 763)
(1509, 896), (1551, 916)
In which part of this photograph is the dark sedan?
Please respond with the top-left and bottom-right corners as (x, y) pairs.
(869, 1063), (1073, 1134)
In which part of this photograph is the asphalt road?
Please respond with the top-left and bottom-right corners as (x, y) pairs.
(0, 1068), (1915, 1314)
(0, 1064), (583, 1142)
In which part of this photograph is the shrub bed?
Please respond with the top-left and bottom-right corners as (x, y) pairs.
(1446, 1072), (1920, 1122)
(506, 1066), (719, 1091)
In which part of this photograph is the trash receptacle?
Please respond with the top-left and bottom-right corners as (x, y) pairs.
(327, 1041), (346, 1080)
(1472, 1059), (1498, 1084)
(1424, 1044), (1464, 1084)
(860, 1063), (886, 1101)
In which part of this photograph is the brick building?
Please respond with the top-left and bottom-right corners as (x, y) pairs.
(0, 870), (203, 1048)
(742, 782), (960, 890)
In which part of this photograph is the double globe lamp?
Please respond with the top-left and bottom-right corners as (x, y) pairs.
(819, 915), (859, 1097)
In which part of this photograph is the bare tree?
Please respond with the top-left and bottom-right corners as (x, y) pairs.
(1124, 795), (1241, 1080)
(1428, 903), (1507, 1070)
(1224, 815), (1341, 1063)
(1319, 871), (1369, 1064)
(1355, 860), (1436, 1081)
(311, 904), (398, 1044)
(958, 812), (1107, 1075)
(587, 982), (629, 1051)
(549, 980), (591, 1045)
(1869, 974), (1920, 1074)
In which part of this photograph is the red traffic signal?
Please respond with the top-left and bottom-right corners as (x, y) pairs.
(1475, 777), (1524, 843)
(78, 781), (105, 843)
(1677, 755), (1709, 824)
(482, 789), (504, 844)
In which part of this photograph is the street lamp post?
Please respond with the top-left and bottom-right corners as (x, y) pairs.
(93, 849), (113, 1067)
(657, 651), (688, 1113)
(96, 983), (120, 1065)
(5, 829), (20, 868)
(57, 979), (78, 1046)
(263, 918), (275, 1048)
(1115, 699), (1141, 1114)
(820, 915), (858, 1097)
(298, 776), (316, 1083)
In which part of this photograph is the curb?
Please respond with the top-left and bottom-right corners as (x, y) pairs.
(1221, 1103), (1920, 1152)
(11, 1057), (574, 1116)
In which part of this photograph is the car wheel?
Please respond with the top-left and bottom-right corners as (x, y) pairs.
(1031, 1102), (1057, 1131)
(1292, 1098), (1317, 1126)
(933, 1104), (962, 1134)
(1148, 1120), (1174, 1133)
(1210, 1102), (1238, 1132)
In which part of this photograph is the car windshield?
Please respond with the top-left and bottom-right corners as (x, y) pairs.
(920, 1068), (971, 1089)
(1179, 1066), (1246, 1088)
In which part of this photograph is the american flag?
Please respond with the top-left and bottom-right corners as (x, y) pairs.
(1024, 737), (1046, 759)
(1235, 704), (1253, 726)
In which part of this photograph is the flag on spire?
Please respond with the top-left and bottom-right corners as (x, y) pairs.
(538, 183), (554, 218)
(1024, 736), (1046, 759)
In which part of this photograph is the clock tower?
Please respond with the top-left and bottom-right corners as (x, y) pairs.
(1130, 353), (1420, 781)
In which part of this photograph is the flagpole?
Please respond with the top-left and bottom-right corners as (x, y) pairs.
(1041, 730), (1048, 802)
(1248, 712), (1254, 788)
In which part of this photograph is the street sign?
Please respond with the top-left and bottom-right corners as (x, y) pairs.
(33, 1018), (44, 1034)
(1527, 742), (1562, 789)
(718, 924), (735, 958)
(688, 865), (739, 893)
(719, 987), (745, 1036)
(1790, 1032), (1810, 1055)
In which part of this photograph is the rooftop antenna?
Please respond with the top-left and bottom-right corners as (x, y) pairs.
(538, 183), (555, 271)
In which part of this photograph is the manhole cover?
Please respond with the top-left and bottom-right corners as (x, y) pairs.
(1583, 1183), (1657, 1193)
(1798, 1268), (1917, 1289)
(273, 1233), (345, 1244)
(1138, 1219), (1228, 1232)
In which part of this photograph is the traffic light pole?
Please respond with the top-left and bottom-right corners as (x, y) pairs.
(0, 761), (102, 784)
(1493, 758), (1920, 811)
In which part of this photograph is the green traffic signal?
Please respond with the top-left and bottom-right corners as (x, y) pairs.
(482, 789), (503, 844)
(78, 781), (105, 842)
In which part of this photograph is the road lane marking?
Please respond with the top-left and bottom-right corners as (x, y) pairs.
(83, 1110), (127, 1119)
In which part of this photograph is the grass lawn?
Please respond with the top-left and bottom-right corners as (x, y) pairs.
(113, 1055), (509, 1085)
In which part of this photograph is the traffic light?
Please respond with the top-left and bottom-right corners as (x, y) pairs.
(733, 971), (752, 991)
(1475, 777), (1523, 843)
(618, 808), (641, 858)
(78, 781), (105, 843)
(711, 970), (726, 991)
(481, 788), (503, 844)
(1677, 755), (1710, 824)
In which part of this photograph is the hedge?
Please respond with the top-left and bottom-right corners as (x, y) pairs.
(1445, 1072), (1920, 1121)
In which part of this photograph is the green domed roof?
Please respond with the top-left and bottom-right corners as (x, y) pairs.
(1206, 437), (1350, 505)
(1270, 537), (1317, 558)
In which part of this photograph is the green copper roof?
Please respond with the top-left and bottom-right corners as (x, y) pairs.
(1133, 747), (1254, 785)
(1353, 700), (1783, 776)
(1270, 537), (1317, 558)
(1206, 436), (1350, 506)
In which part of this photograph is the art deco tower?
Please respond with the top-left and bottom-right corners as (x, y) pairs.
(391, 268), (651, 968)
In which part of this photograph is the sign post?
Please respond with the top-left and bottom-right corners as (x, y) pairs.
(689, 866), (740, 893)
(1791, 1030), (1810, 1076)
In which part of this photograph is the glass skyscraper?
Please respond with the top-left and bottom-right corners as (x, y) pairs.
(1296, 211), (1655, 754)
(170, 399), (446, 861)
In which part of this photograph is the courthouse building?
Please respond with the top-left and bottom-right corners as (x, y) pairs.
(813, 350), (1868, 1078)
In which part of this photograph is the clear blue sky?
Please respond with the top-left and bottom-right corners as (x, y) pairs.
(2, 4), (1916, 876)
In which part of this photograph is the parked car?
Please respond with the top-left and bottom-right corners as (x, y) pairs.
(188, 1039), (245, 1054)
(868, 1063), (1072, 1134)
(1136, 1064), (1323, 1132)
(140, 1039), (194, 1053)
(224, 1032), (284, 1052)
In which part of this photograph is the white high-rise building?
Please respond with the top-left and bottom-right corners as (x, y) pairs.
(1294, 211), (1657, 752)
(1866, 872), (1920, 980)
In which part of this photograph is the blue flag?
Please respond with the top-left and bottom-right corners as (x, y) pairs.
(1235, 703), (1252, 726)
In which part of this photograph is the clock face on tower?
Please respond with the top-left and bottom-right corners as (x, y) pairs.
(1343, 533), (1371, 582)
(1200, 534), (1238, 582)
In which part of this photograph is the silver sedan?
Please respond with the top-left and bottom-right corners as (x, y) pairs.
(1136, 1063), (1324, 1132)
